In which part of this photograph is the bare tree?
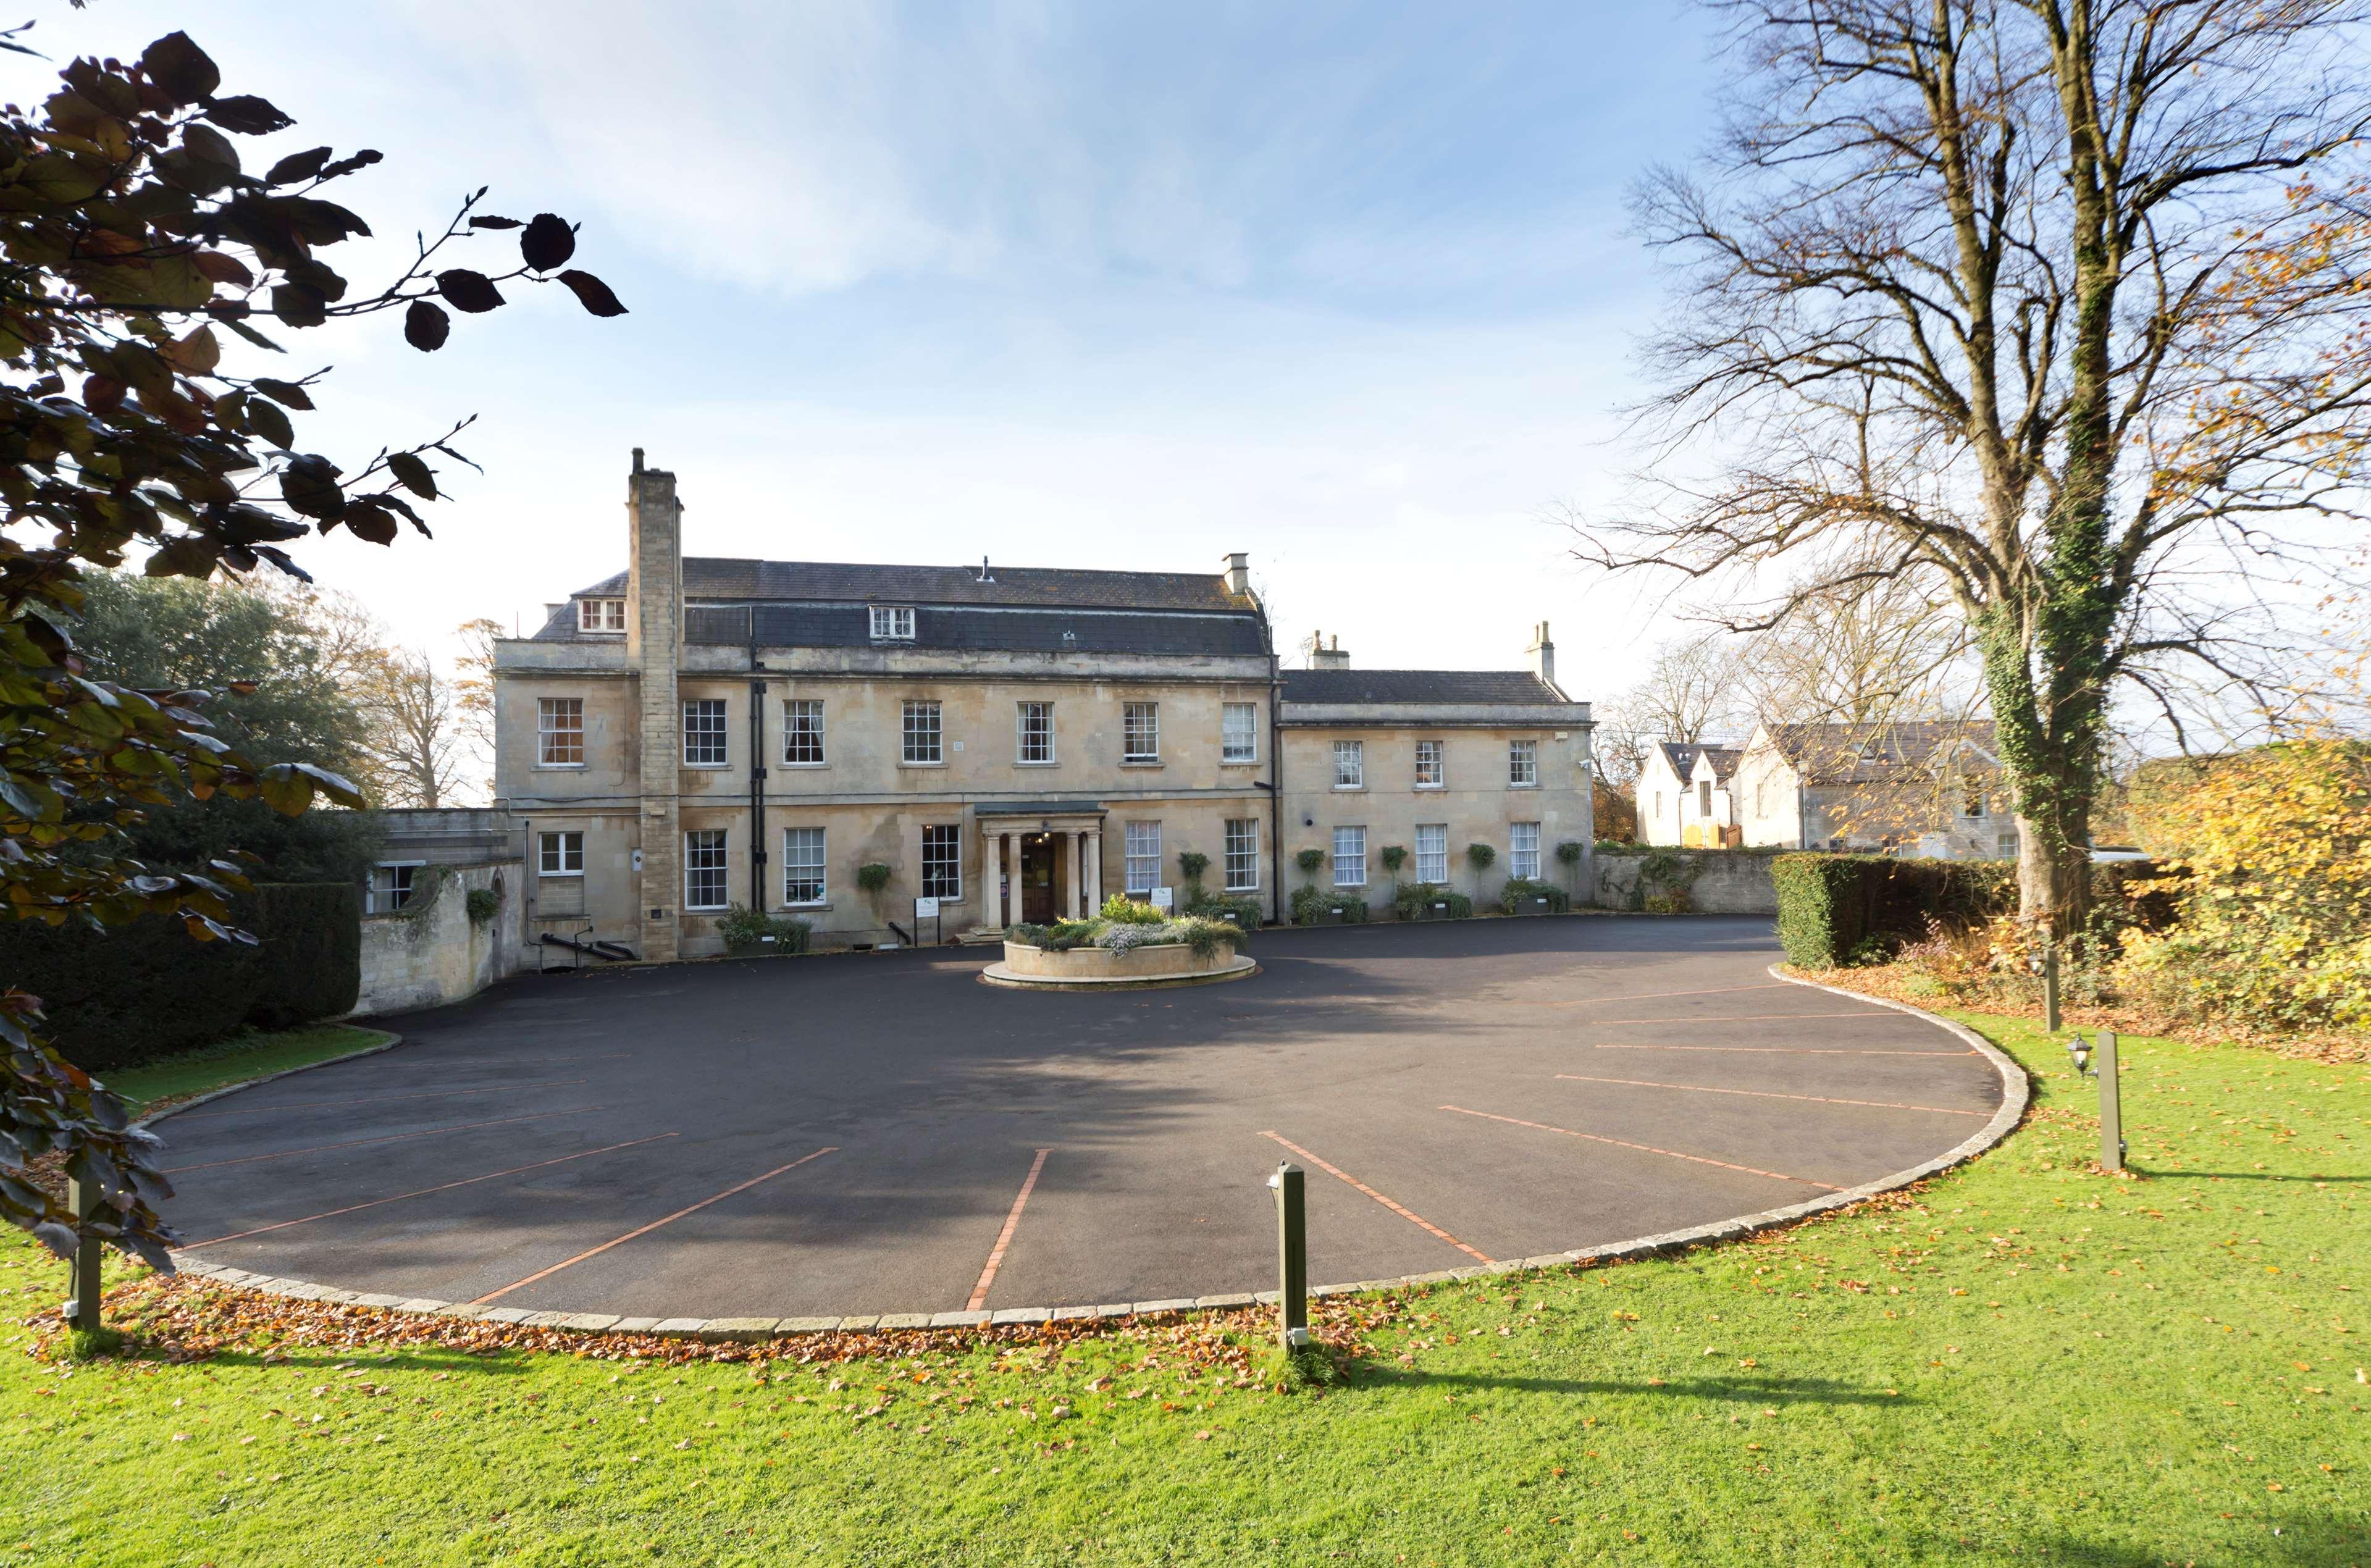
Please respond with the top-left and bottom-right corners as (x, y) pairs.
(453, 616), (503, 794)
(1569, 0), (2371, 931)
(1737, 566), (1976, 727)
(359, 650), (467, 809)
(1617, 633), (1751, 747)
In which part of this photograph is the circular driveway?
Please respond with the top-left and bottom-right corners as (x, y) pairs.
(159, 918), (2015, 1323)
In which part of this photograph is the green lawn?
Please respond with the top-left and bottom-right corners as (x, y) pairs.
(2, 1012), (2365, 1565)
(102, 1023), (396, 1115)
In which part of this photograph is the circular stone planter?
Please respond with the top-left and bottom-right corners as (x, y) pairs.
(980, 939), (1257, 990)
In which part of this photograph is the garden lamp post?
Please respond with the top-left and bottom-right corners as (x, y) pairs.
(2067, 1030), (2125, 1173)
(1268, 1161), (1309, 1350)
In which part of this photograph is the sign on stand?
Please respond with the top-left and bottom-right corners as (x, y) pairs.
(913, 895), (944, 946)
(1150, 886), (1173, 913)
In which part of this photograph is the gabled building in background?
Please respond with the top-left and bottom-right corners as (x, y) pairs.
(479, 452), (1595, 962)
(1635, 741), (1742, 847)
(1732, 720), (2015, 858)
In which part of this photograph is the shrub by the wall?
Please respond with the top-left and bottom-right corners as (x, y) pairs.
(1772, 854), (2016, 968)
(1291, 886), (1370, 924)
(0, 881), (362, 1071)
(1392, 883), (1473, 921)
(1500, 876), (1571, 914)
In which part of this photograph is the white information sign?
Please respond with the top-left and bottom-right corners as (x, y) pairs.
(913, 896), (941, 918)
(1150, 886), (1174, 911)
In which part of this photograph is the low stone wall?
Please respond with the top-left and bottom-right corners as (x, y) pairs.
(355, 860), (524, 1016)
(1591, 849), (1781, 916)
(984, 938), (1253, 989)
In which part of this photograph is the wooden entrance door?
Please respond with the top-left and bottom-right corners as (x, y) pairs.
(1020, 834), (1058, 924)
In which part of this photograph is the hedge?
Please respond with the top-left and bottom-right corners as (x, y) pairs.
(0, 881), (361, 1073)
(1771, 854), (2016, 968)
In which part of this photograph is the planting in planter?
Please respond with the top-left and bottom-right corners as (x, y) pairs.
(989, 908), (1254, 988)
(1290, 886), (1370, 926)
(716, 903), (815, 955)
(1499, 877), (1571, 915)
(1391, 883), (1472, 921)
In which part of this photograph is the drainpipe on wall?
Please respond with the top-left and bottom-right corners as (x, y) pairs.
(748, 617), (766, 911)
(1265, 645), (1283, 928)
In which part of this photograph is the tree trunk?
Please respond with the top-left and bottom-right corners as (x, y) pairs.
(2013, 811), (2089, 941)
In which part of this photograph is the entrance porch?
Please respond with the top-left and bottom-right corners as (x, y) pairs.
(976, 802), (1106, 929)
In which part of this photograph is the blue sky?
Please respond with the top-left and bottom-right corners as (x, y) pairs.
(33, 2), (1723, 690)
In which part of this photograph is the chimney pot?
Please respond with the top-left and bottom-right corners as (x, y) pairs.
(1222, 551), (1251, 597)
(632, 447), (645, 474)
(1527, 619), (1557, 691)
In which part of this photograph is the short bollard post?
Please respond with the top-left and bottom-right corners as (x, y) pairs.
(1269, 1161), (1308, 1349)
(2097, 1029), (2124, 1173)
(2042, 942), (2062, 1034)
(64, 1175), (101, 1335)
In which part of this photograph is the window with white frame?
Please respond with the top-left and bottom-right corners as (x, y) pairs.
(538, 831), (583, 876)
(870, 605), (915, 640)
(1415, 739), (1443, 787)
(683, 830), (728, 910)
(576, 598), (624, 633)
(783, 826), (826, 905)
(1332, 826), (1367, 887)
(783, 699), (825, 765)
(1509, 739), (1538, 786)
(1222, 702), (1257, 763)
(537, 697), (584, 766)
(1122, 702), (1160, 763)
(902, 700), (942, 764)
(1333, 739), (1364, 789)
(367, 862), (419, 913)
(1996, 831), (2018, 858)
(1017, 701), (1054, 764)
(921, 824), (961, 899)
(1223, 818), (1259, 891)
(683, 698), (727, 766)
(1415, 823), (1448, 883)
(1510, 822), (1541, 879)
(1698, 779), (1713, 817)
(1124, 821), (1162, 894)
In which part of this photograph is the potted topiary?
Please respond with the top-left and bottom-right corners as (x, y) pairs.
(1466, 842), (1496, 874)
(1177, 849), (1210, 903)
(1379, 844), (1408, 881)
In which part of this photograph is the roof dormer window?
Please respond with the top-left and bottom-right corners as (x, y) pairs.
(870, 605), (916, 641)
(577, 598), (625, 633)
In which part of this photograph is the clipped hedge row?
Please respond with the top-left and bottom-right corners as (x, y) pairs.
(1771, 854), (2016, 968)
(0, 882), (361, 1072)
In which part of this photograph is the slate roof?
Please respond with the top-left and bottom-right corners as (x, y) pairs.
(564, 558), (1249, 614)
(1279, 669), (1569, 706)
(1656, 742), (1742, 781)
(1762, 721), (1999, 784)
(536, 556), (1264, 658)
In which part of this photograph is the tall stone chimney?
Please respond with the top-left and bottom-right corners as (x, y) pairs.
(1527, 620), (1557, 692)
(627, 450), (682, 963)
(1311, 632), (1350, 670)
(1222, 551), (1250, 597)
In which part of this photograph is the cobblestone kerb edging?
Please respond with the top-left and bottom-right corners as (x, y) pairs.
(159, 970), (2029, 1341)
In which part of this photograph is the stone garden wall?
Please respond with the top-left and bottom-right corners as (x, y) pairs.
(354, 860), (523, 1016)
(1590, 849), (1782, 916)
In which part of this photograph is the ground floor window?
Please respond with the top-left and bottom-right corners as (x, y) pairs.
(368, 862), (419, 913)
(684, 830), (728, 910)
(784, 826), (825, 905)
(1125, 821), (1162, 894)
(538, 831), (582, 876)
(921, 824), (961, 900)
(1509, 821), (1540, 879)
(1223, 818), (1259, 891)
(1332, 826), (1367, 887)
(1415, 823), (1447, 883)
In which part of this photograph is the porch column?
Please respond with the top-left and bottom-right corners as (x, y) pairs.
(1085, 829), (1102, 910)
(1004, 833), (1023, 927)
(1070, 831), (1088, 917)
(986, 831), (1005, 929)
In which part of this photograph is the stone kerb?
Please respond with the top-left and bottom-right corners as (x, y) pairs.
(981, 938), (1256, 989)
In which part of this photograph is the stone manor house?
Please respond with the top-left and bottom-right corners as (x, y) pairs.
(486, 452), (1595, 960)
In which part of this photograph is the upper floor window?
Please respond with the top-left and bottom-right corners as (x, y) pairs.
(1222, 702), (1258, 764)
(537, 697), (584, 767)
(577, 598), (624, 633)
(1123, 702), (1160, 763)
(870, 605), (916, 640)
(538, 831), (583, 876)
(1333, 739), (1364, 789)
(684, 698), (728, 767)
(684, 829), (728, 910)
(1698, 779), (1713, 816)
(1414, 739), (1443, 787)
(902, 700), (943, 765)
(1018, 702), (1055, 765)
(784, 699), (825, 765)
(1508, 739), (1538, 787)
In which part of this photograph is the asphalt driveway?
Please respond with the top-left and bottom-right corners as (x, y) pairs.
(157, 916), (2011, 1320)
